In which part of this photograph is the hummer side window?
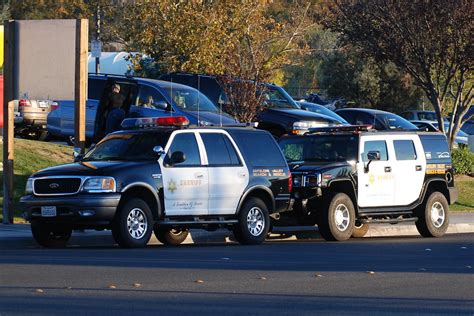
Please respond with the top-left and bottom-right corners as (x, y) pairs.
(167, 133), (201, 167)
(394, 140), (417, 160)
(201, 133), (241, 166)
(362, 140), (388, 161)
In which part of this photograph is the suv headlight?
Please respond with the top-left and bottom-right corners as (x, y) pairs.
(25, 178), (34, 194)
(82, 177), (116, 193)
(292, 121), (327, 135)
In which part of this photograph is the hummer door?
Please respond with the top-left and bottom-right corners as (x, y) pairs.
(160, 131), (209, 216)
(357, 137), (396, 207)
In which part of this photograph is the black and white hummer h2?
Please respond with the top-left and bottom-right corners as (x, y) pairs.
(21, 116), (292, 248)
(278, 126), (458, 241)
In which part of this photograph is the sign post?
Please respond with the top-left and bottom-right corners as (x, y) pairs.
(74, 19), (88, 155)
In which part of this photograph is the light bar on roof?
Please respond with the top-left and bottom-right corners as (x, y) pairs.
(121, 116), (190, 129)
(308, 125), (373, 134)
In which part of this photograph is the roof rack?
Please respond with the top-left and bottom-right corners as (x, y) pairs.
(307, 125), (374, 134)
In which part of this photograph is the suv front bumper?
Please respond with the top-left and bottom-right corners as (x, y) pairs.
(21, 193), (121, 226)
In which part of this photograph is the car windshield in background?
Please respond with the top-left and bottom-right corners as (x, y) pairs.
(279, 135), (359, 163)
(82, 133), (170, 162)
(261, 87), (299, 109)
(378, 113), (418, 130)
(164, 86), (220, 113)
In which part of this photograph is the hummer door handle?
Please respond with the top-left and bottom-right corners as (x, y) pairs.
(384, 166), (391, 172)
(238, 172), (246, 178)
(416, 165), (422, 171)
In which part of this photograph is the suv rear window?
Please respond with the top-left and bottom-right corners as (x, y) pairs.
(231, 131), (286, 167)
(419, 134), (451, 163)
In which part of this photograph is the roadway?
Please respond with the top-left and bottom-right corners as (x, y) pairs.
(0, 233), (473, 315)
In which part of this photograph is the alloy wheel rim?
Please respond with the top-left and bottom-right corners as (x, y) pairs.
(247, 207), (265, 237)
(126, 208), (148, 239)
(334, 204), (350, 231)
(430, 202), (445, 228)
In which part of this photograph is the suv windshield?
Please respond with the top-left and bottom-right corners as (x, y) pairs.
(260, 86), (299, 109)
(279, 135), (359, 163)
(164, 86), (220, 113)
(82, 132), (170, 161)
(377, 113), (418, 130)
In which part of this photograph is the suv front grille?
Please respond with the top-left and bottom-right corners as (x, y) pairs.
(34, 178), (82, 195)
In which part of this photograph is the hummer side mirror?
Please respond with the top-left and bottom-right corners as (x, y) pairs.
(364, 150), (380, 173)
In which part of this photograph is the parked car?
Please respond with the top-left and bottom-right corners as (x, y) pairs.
(400, 110), (440, 121)
(335, 108), (418, 130)
(411, 120), (469, 148)
(14, 98), (54, 140)
(278, 125), (457, 241)
(47, 74), (239, 145)
(22, 116), (292, 248)
(159, 73), (344, 137)
(296, 101), (349, 125)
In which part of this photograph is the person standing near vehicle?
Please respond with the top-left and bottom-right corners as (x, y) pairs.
(105, 84), (126, 134)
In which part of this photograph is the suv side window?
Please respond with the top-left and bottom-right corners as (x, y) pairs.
(167, 133), (201, 167)
(201, 133), (241, 166)
(355, 112), (374, 125)
(394, 140), (417, 160)
(362, 140), (388, 161)
(232, 131), (286, 167)
(88, 78), (106, 100)
(137, 85), (167, 109)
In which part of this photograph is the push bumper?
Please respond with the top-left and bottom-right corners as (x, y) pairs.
(21, 193), (121, 226)
(448, 187), (458, 205)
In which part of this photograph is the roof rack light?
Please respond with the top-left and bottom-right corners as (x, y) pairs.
(121, 116), (190, 129)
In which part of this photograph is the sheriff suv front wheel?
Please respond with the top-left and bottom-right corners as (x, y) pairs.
(318, 192), (355, 241)
(112, 198), (153, 248)
(416, 192), (449, 237)
(234, 197), (270, 245)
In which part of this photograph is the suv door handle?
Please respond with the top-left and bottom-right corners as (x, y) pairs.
(195, 172), (204, 178)
(416, 165), (422, 171)
(238, 172), (246, 178)
(384, 166), (391, 172)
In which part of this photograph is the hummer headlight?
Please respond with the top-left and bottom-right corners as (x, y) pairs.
(303, 173), (322, 187)
(82, 177), (116, 193)
(25, 178), (34, 194)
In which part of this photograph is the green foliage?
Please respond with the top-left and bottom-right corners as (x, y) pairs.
(452, 147), (474, 175)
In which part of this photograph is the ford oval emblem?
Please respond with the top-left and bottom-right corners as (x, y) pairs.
(49, 183), (60, 189)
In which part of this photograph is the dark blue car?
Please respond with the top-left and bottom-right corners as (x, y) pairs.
(47, 74), (238, 143)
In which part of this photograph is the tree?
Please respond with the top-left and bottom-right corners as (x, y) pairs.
(320, 0), (473, 149)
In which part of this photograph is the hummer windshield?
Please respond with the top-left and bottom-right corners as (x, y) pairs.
(279, 135), (359, 163)
(82, 132), (170, 162)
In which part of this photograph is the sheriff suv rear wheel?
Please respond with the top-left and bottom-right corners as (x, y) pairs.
(234, 197), (270, 245)
(31, 222), (72, 248)
(154, 227), (189, 246)
(112, 198), (153, 248)
(318, 193), (355, 241)
(416, 192), (449, 237)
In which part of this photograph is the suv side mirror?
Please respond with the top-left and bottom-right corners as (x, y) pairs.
(165, 151), (186, 166)
(155, 101), (169, 111)
(153, 146), (165, 156)
(364, 150), (380, 173)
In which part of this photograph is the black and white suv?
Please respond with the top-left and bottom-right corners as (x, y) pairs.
(21, 117), (292, 248)
(278, 126), (458, 241)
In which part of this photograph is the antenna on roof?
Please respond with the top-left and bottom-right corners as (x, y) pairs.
(197, 75), (200, 126)
(170, 75), (173, 118)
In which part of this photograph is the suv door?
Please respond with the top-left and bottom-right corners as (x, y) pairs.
(198, 131), (249, 215)
(357, 136), (396, 207)
(160, 131), (209, 216)
(391, 136), (425, 205)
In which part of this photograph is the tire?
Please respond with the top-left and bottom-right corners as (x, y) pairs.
(112, 198), (153, 248)
(352, 222), (369, 238)
(235, 197), (270, 245)
(318, 192), (355, 241)
(415, 192), (449, 238)
(31, 222), (72, 248)
(154, 227), (189, 246)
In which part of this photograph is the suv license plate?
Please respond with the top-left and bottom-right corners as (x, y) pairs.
(38, 101), (49, 108)
(41, 206), (57, 217)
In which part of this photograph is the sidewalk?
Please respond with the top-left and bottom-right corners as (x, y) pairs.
(1, 212), (472, 247)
